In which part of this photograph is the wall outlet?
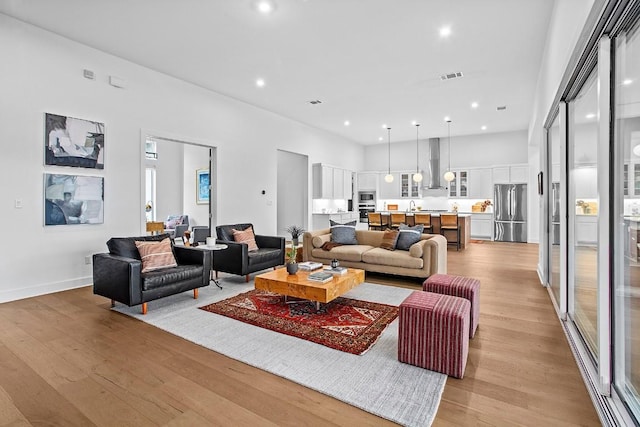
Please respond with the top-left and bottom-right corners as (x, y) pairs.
(84, 256), (92, 265)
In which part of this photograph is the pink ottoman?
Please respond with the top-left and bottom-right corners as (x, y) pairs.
(398, 291), (470, 378)
(424, 274), (480, 338)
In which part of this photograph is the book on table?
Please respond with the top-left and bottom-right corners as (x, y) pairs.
(323, 266), (348, 275)
(298, 261), (323, 271)
(307, 271), (334, 283)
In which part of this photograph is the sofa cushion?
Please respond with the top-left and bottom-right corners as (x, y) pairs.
(380, 229), (399, 250)
(233, 226), (258, 251)
(107, 234), (171, 260)
(396, 224), (424, 250)
(217, 223), (252, 242)
(330, 220), (358, 245)
(362, 247), (423, 269)
(141, 264), (204, 291)
(135, 238), (178, 273)
(311, 245), (374, 262)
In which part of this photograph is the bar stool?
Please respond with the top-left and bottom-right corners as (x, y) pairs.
(367, 212), (383, 230)
(413, 213), (433, 233)
(390, 212), (407, 229)
(439, 213), (460, 250)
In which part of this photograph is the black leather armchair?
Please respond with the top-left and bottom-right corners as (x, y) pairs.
(213, 223), (285, 282)
(93, 233), (212, 314)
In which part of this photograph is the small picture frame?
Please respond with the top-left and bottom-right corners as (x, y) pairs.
(196, 168), (210, 204)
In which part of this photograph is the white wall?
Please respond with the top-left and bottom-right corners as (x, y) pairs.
(0, 14), (364, 302)
(528, 0), (596, 275)
(154, 139), (184, 222)
(363, 130), (528, 174)
(277, 150), (309, 237)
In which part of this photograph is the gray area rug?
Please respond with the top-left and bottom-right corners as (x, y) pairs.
(114, 278), (446, 426)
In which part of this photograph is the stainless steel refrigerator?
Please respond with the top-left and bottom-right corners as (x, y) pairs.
(494, 183), (527, 242)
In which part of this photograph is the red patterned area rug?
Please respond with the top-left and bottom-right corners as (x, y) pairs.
(199, 290), (399, 355)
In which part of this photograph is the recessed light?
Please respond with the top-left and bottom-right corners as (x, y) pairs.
(471, 102), (479, 109)
(439, 26), (452, 38)
(256, 78), (265, 87)
(378, 137), (383, 141)
(411, 120), (417, 126)
(585, 113), (596, 119)
(344, 120), (350, 126)
(623, 79), (633, 85)
(255, 0), (276, 14)
(481, 125), (487, 131)
(382, 124), (387, 129)
(443, 116), (451, 122)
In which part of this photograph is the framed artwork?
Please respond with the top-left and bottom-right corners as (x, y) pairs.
(45, 113), (105, 169)
(44, 173), (104, 226)
(196, 168), (210, 205)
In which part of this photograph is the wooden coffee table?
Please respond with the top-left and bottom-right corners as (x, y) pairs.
(254, 267), (365, 310)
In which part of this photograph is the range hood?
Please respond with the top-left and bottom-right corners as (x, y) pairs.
(423, 137), (448, 196)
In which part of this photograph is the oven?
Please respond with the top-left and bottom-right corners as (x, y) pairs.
(358, 205), (375, 223)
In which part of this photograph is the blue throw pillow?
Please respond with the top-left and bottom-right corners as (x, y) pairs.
(396, 224), (424, 250)
(330, 220), (358, 245)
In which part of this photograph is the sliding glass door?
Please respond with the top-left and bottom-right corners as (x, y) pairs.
(548, 114), (562, 309)
(614, 16), (640, 419)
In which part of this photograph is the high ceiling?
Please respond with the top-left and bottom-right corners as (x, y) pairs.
(0, 0), (556, 144)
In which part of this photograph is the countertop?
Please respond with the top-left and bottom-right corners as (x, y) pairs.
(376, 211), (471, 217)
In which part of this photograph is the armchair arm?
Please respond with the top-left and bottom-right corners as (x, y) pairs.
(92, 253), (142, 306)
(255, 235), (285, 250)
(212, 239), (249, 275)
(174, 245), (212, 270)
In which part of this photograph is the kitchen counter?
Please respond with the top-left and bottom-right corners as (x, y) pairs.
(312, 211), (359, 230)
(376, 212), (471, 249)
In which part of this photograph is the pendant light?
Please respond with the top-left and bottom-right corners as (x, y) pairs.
(413, 123), (423, 183)
(443, 119), (455, 182)
(384, 127), (394, 183)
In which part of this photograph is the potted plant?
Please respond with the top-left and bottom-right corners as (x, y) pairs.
(286, 225), (305, 246)
(286, 242), (298, 274)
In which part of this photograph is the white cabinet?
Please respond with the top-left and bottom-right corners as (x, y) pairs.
(551, 163), (561, 182)
(344, 170), (353, 201)
(378, 173), (401, 199)
(312, 212), (359, 230)
(576, 215), (597, 245)
(448, 170), (468, 198)
(574, 166), (597, 199)
(400, 173), (421, 198)
(333, 168), (344, 199)
(312, 164), (333, 199)
(623, 163), (640, 197)
(470, 213), (493, 240)
(357, 172), (378, 191)
(468, 168), (493, 199)
(492, 165), (529, 184)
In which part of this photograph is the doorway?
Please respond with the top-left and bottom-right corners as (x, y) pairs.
(277, 150), (308, 237)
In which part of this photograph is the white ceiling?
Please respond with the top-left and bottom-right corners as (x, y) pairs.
(0, 0), (556, 144)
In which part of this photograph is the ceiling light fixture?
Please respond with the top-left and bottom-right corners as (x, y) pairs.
(385, 127), (394, 183)
(471, 102), (479, 109)
(444, 116), (450, 122)
(255, 0), (276, 14)
(623, 79), (633, 85)
(344, 120), (350, 126)
(413, 123), (423, 183)
(481, 125), (487, 131)
(444, 119), (455, 183)
(439, 26), (452, 38)
(256, 78), (265, 87)
(585, 113), (596, 119)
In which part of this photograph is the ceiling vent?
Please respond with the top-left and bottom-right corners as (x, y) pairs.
(440, 71), (464, 81)
(497, 105), (507, 111)
(308, 100), (323, 105)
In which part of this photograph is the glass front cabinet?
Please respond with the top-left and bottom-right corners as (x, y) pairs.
(448, 170), (468, 198)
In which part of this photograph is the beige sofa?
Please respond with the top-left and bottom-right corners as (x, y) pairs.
(302, 228), (447, 278)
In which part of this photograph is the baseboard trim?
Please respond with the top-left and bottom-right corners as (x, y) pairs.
(0, 277), (91, 303)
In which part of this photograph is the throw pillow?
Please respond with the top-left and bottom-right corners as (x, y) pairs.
(396, 224), (424, 250)
(380, 229), (399, 251)
(232, 226), (259, 251)
(330, 220), (358, 245)
(134, 238), (178, 273)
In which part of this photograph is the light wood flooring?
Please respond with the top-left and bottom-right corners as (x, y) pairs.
(0, 242), (600, 426)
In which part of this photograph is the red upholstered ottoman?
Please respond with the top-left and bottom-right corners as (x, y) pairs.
(424, 273), (480, 338)
(398, 291), (470, 378)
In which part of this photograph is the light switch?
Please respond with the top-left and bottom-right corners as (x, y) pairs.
(15, 199), (22, 208)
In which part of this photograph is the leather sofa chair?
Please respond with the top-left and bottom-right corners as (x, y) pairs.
(213, 223), (285, 282)
(93, 233), (212, 314)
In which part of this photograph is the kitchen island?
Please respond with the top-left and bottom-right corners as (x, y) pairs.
(376, 211), (471, 249)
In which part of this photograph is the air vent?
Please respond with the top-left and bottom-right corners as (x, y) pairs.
(308, 100), (323, 105)
(497, 105), (507, 111)
(440, 71), (464, 81)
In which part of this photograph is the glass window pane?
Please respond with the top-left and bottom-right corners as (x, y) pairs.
(570, 70), (599, 358)
(615, 18), (640, 418)
(549, 115), (561, 304)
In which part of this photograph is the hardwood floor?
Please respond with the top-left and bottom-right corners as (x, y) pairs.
(0, 242), (600, 426)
